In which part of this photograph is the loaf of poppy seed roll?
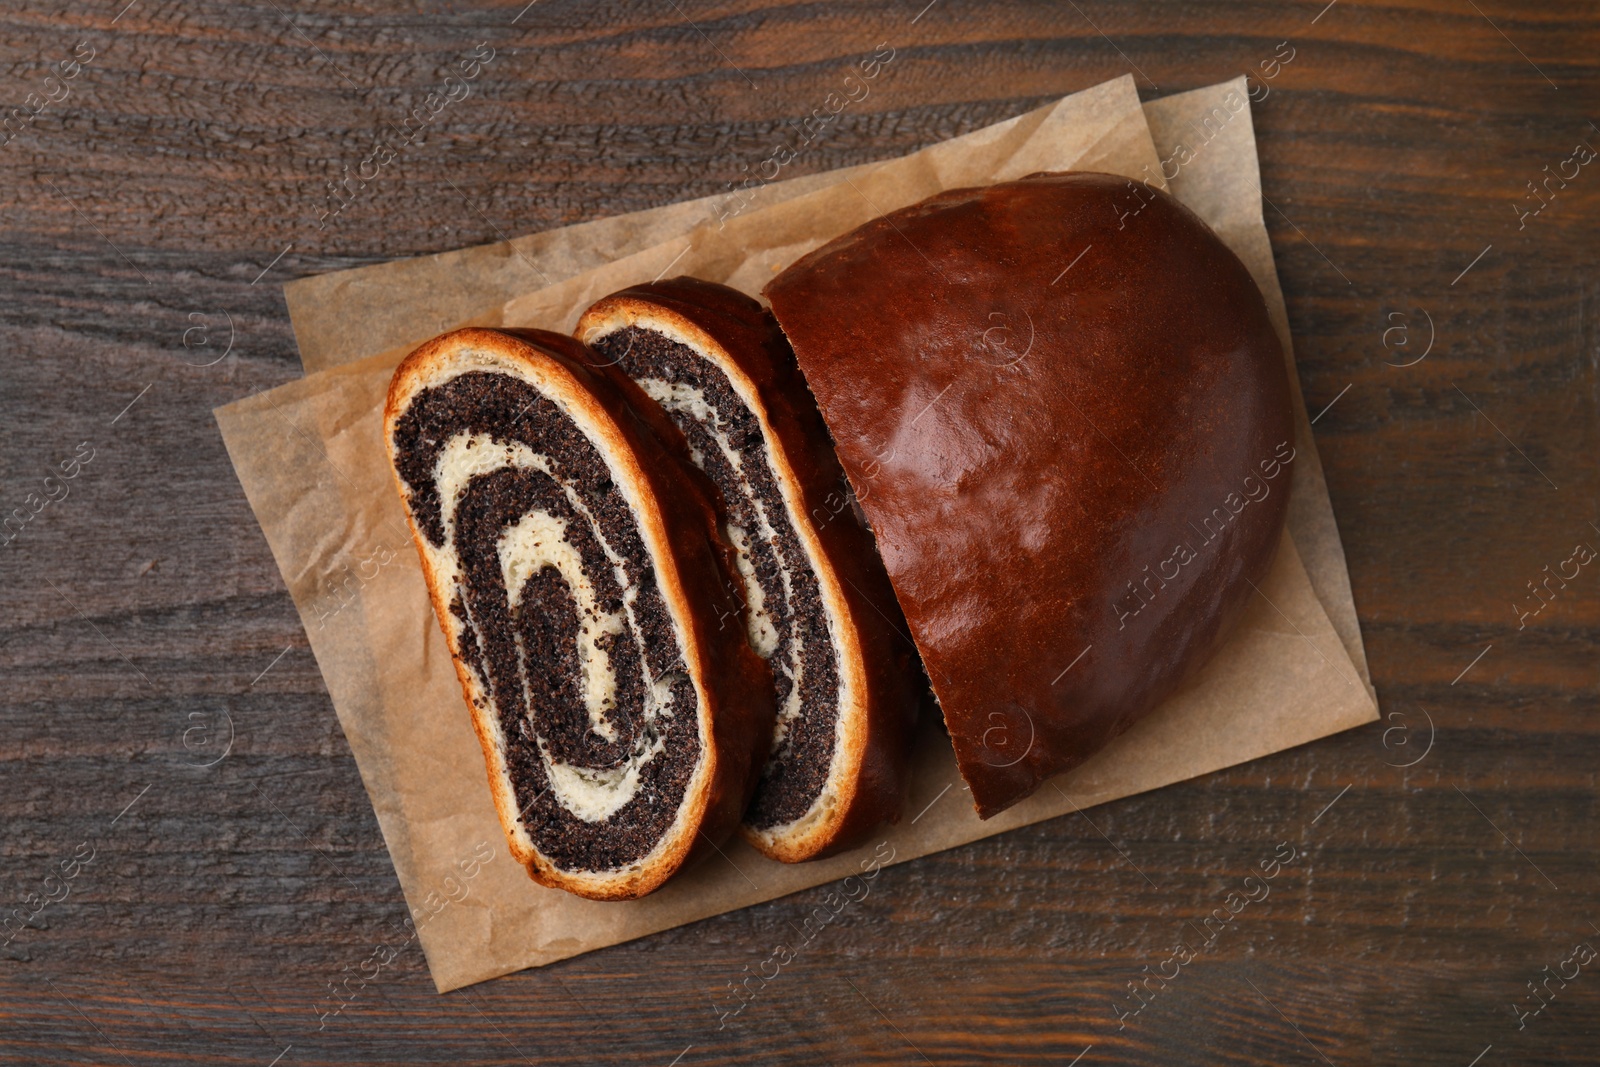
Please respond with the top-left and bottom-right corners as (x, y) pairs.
(764, 171), (1296, 818)
(384, 327), (775, 899)
(576, 279), (920, 863)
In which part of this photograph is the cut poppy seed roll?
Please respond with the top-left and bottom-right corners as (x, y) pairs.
(384, 327), (775, 900)
(576, 279), (919, 863)
(764, 172), (1296, 818)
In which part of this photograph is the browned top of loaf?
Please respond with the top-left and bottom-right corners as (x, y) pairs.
(763, 171), (1295, 817)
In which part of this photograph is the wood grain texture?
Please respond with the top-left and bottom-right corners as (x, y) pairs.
(1, 0), (1596, 1063)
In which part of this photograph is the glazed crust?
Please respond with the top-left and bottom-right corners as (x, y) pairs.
(384, 327), (774, 899)
(576, 279), (920, 862)
(764, 171), (1296, 817)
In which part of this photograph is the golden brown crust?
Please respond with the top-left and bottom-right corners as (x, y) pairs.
(576, 279), (921, 862)
(383, 327), (774, 899)
(764, 172), (1296, 818)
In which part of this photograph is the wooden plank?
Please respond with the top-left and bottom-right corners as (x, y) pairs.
(1, 0), (1596, 1062)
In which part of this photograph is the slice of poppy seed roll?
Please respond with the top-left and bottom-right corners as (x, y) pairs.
(576, 278), (920, 863)
(384, 327), (775, 900)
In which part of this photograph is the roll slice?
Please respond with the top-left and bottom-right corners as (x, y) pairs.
(576, 279), (919, 863)
(384, 327), (774, 899)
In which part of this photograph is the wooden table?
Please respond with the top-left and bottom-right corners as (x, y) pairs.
(3, 1), (1596, 1063)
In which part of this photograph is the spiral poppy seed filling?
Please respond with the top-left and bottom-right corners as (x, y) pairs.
(391, 370), (700, 871)
(592, 327), (839, 831)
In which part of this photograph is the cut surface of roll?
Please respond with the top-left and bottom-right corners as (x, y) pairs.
(384, 327), (774, 899)
(577, 279), (918, 863)
(765, 172), (1296, 818)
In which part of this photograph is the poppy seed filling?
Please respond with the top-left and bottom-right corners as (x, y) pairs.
(391, 370), (700, 871)
(593, 327), (840, 831)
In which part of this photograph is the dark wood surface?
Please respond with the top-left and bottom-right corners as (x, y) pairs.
(2, 1), (1597, 1063)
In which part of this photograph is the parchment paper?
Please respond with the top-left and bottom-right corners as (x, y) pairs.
(221, 75), (1377, 994)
